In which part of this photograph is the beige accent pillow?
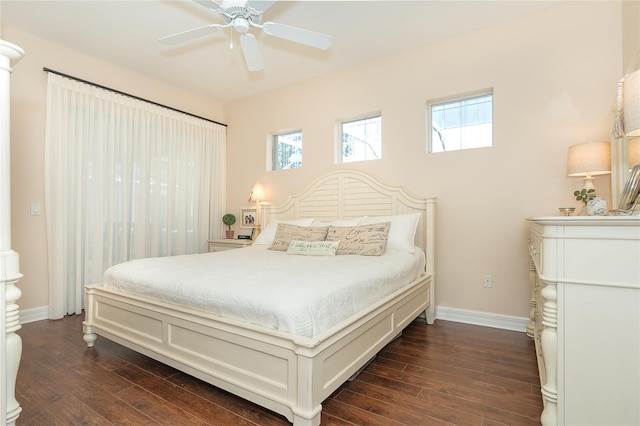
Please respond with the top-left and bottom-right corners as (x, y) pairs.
(253, 218), (314, 245)
(326, 222), (391, 256)
(269, 224), (329, 251)
(287, 240), (339, 256)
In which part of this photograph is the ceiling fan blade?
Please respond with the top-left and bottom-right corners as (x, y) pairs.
(239, 34), (265, 72)
(246, 0), (276, 14)
(159, 24), (224, 45)
(262, 22), (332, 50)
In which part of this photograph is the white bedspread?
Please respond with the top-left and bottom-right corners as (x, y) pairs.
(100, 245), (426, 338)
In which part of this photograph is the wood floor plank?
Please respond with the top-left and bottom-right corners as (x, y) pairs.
(334, 388), (457, 426)
(322, 397), (406, 426)
(402, 360), (535, 394)
(72, 361), (136, 395)
(31, 348), (163, 425)
(344, 378), (484, 426)
(388, 336), (538, 372)
(116, 385), (212, 426)
(166, 371), (289, 426)
(112, 363), (258, 425)
(16, 314), (543, 426)
(365, 357), (541, 408)
(319, 412), (359, 426)
(396, 349), (540, 386)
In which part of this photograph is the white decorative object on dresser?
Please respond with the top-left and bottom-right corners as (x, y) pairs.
(208, 238), (253, 252)
(527, 216), (640, 426)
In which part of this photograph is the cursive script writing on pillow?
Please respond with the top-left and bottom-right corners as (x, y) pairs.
(325, 222), (390, 256)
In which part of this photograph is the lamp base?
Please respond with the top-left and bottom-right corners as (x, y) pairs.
(582, 176), (595, 192)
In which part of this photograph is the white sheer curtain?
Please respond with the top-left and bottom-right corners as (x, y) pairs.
(44, 73), (226, 319)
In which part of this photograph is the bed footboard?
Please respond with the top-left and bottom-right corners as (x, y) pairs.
(83, 274), (431, 426)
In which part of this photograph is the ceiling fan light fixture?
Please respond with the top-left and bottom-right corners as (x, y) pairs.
(233, 17), (250, 33)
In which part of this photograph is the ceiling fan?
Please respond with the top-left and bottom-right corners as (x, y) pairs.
(159, 0), (333, 72)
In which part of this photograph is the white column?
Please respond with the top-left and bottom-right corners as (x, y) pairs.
(540, 281), (558, 426)
(0, 39), (25, 426)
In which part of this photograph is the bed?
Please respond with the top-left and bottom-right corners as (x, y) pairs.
(83, 169), (436, 426)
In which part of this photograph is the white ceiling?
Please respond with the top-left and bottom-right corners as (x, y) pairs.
(1, 1), (563, 104)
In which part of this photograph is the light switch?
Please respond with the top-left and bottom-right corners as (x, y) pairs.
(30, 203), (41, 216)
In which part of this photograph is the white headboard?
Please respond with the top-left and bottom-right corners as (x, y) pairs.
(261, 169), (436, 276)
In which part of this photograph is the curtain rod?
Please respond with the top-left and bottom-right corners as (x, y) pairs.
(42, 67), (227, 127)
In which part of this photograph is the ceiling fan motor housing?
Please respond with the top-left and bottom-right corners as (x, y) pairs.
(220, 0), (248, 15)
(232, 18), (250, 33)
(220, 0), (259, 33)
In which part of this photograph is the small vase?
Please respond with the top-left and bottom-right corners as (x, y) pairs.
(226, 230), (235, 239)
(586, 198), (608, 216)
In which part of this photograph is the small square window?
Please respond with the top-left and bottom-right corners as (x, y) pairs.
(428, 91), (493, 153)
(339, 114), (381, 163)
(271, 130), (302, 170)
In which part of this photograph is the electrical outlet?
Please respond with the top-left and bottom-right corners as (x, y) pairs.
(483, 275), (493, 288)
(30, 203), (41, 216)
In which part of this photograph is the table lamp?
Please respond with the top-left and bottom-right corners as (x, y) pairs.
(567, 141), (611, 192)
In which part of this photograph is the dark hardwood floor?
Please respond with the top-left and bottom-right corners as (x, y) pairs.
(16, 314), (542, 425)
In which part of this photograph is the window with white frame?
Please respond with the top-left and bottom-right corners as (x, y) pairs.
(428, 90), (493, 153)
(339, 114), (382, 163)
(271, 130), (302, 170)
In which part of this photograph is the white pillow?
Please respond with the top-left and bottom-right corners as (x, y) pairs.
(310, 218), (361, 227)
(359, 212), (421, 253)
(287, 240), (339, 256)
(253, 218), (314, 245)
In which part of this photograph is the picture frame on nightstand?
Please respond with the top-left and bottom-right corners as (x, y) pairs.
(240, 208), (257, 228)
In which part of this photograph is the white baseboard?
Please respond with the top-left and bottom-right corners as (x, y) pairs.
(20, 304), (529, 332)
(19, 305), (49, 324)
(435, 305), (529, 332)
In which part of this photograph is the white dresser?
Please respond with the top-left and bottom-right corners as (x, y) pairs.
(527, 217), (640, 426)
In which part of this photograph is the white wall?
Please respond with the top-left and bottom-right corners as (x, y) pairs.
(622, 0), (640, 72)
(223, 1), (622, 319)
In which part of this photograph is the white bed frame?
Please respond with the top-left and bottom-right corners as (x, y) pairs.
(83, 170), (436, 426)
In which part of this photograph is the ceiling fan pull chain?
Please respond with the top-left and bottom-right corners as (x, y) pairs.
(229, 27), (234, 49)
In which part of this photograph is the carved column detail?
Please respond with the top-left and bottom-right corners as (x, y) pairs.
(527, 258), (536, 338)
(540, 281), (558, 426)
(0, 40), (25, 426)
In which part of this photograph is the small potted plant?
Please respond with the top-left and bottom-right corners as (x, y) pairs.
(574, 188), (607, 215)
(222, 213), (236, 239)
(574, 188), (596, 205)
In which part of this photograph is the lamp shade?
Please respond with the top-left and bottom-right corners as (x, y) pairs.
(624, 69), (640, 137)
(249, 181), (265, 202)
(567, 141), (611, 177)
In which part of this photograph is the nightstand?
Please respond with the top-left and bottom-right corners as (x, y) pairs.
(208, 238), (253, 252)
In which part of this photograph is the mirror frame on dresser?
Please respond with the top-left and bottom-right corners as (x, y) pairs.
(610, 131), (635, 209)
